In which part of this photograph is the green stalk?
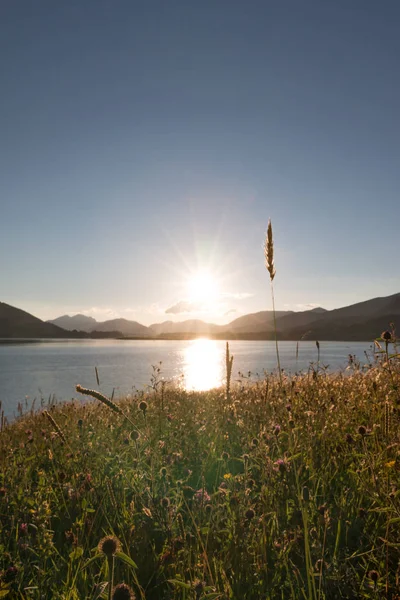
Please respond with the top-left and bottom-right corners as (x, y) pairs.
(270, 281), (282, 386)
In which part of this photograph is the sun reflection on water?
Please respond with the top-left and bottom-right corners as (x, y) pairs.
(181, 339), (224, 391)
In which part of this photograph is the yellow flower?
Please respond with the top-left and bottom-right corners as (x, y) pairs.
(223, 473), (232, 480)
(385, 461), (395, 469)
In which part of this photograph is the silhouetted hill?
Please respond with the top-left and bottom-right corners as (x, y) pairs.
(0, 302), (81, 338)
(7, 292), (400, 341)
(91, 318), (152, 337)
(219, 310), (292, 334)
(284, 294), (400, 340)
(150, 320), (218, 336)
(272, 307), (328, 333)
(48, 314), (97, 332)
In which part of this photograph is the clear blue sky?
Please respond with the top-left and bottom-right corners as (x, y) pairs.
(1, 0), (399, 325)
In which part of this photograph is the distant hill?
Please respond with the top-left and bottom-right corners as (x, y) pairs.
(91, 318), (152, 337)
(150, 319), (219, 336)
(48, 314), (97, 332)
(0, 302), (80, 338)
(219, 310), (292, 334)
(48, 314), (152, 337)
(285, 293), (400, 341)
(5, 292), (400, 340)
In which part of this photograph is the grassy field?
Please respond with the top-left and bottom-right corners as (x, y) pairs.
(1, 355), (400, 599)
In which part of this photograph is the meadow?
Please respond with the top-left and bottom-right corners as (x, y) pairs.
(1, 348), (400, 599)
(1, 225), (399, 599)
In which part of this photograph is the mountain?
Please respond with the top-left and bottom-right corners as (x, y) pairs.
(91, 318), (152, 337)
(285, 293), (400, 341)
(48, 314), (97, 332)
(150, 320), (219, 336)
(48, 314), (153, 337)
(6, 292), (400, 341)
(219, 310), (292, 334)
(0, 302), (80, 338)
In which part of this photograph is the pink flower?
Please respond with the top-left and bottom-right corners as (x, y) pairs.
(194, 488), (210, 503)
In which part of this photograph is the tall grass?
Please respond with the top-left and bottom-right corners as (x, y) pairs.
(1, 356), (400, 599)
(264, 219), (282, 385)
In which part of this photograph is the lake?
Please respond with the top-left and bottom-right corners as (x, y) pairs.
(0, 339), (376, 419)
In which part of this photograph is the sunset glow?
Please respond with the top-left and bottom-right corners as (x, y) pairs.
(181, 338), (223, 391)
(186, 270), (220, 305)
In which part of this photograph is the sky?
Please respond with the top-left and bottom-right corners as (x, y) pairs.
(1, 0), (399, 326)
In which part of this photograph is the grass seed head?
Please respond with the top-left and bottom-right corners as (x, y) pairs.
(264, 219), (276, 281)
(75, 385), (123, 415)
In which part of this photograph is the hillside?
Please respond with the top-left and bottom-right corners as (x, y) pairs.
(0, 302), (78, 338)
(47, 314), (97, 332)
(91, 318), (152, 337)
(150, 319), (219, 336)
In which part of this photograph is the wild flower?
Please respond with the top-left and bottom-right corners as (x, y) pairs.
(161, 497), (170, 508)
(369, 570), (379, 583)
(275, 459), (287, 473)
(139, 400), (148, 415)
(194, 488), (210, 503)
(97, 536), (121, 558)
(245, 508), (255, 520)
(112, 583), (136, 600)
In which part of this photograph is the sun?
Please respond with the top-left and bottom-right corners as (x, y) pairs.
(186, 270), (220, 304)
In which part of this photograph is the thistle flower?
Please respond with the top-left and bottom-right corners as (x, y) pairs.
(245, 508), (255, 520)
(161, 497), (170, 509)
(264, 219), (276, 281)
(275, 459), (287, 473)
(381, 331), (392, 341)
(369, 570), (379, 583)
(98, 535), (121, 558)
(139, 400), (148, 415)
(358, 425), (367, 436)
(112, 583), (136, 600)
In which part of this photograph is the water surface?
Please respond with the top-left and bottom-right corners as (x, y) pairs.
(0, 339), (375, 419)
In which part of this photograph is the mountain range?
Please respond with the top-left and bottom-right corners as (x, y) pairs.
(0, 293), (399, 340)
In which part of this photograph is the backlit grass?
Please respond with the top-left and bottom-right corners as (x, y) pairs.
(1, 360), (400, 599)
